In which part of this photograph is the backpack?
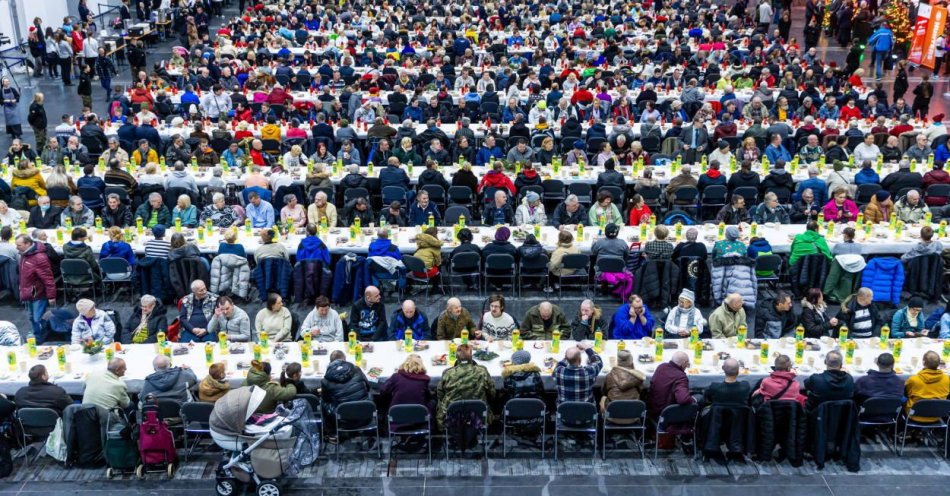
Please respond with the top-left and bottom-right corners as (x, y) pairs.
(9, 189), (29, 211)
(444, 409), (483, 453)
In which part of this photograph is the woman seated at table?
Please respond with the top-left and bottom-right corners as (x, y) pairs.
(255, 293), (293, 342)
(535, 136), (556, 166)
(137, 162), (164, 186)
(627, 194), (653, 226)
(822, 187), (859, 223)
(712, 226), (745, 259)
(169, 232), (210, 270)
(172, 194), (198, 228)
(46, 165), (77, 195)
(799, 288), (839, 338)
(589, 191), (623, 226)
(282, 144), (308, 168)
(549, 230), (581, 285)
(379, 354), (434, 415)
(735, 137), (761, 162)
(254, 228), (288, 263)
(99, 226), (137, 268)
(311, 141), (333, 164)
(664, 289), (706, 338)
(394, 136), (422, 167)
(280, 194), (307, 229)
(217, 227), (246, 258)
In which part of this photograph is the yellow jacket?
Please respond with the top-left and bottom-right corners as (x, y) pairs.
(549, 242), (581, 277)
(261, 124), (282, 141)
(905, 368), (950, 422)
(11, 166), (46, 204)
(413, 233), (443, 269)
(132, 148), (159, 165)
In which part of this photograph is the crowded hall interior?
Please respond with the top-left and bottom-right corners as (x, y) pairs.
(0, 0), (948, 493)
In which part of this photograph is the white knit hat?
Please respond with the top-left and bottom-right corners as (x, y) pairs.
(679, 289), (695, 303)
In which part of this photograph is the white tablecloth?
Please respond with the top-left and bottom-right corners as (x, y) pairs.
(1, 337), (943, 395)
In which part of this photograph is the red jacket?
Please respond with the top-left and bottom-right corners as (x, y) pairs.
(924, 169), (950, 206)
(18, 242), (55, 302)
(477, 170), (516, 195)
(754, 370), (806, 405)
(266, 88), (293, 105)
(839, 105), (862, 121)
(646, 362), (696, 430)
(628, 204), (653, 225)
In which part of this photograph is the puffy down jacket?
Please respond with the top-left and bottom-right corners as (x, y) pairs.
(210, 253), (251, 299)
(711, 255), (757, 306)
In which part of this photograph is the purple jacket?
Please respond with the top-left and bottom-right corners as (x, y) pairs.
(647, 361), (696, 433)
(380, 370), (433, 413)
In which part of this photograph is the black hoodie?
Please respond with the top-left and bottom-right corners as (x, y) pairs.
(804, 369), (854, 411)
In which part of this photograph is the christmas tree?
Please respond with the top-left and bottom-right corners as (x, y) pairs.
(883, 0), (913, 46)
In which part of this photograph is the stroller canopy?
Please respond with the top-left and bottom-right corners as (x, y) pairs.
(210, 386), (267, 437)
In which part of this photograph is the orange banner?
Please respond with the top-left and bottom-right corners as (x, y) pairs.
(909, 3), (932, 66)
(922, 5), (948, 68)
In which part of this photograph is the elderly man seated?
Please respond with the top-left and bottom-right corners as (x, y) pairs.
(200, 192), (238, 228)
(139, 354), (198, 406)
(60, 196), (95, 227)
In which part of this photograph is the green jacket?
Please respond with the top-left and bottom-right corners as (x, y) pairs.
(436, 360), (495, 428)
(788, 230), (832, 267)
(434, 308), (477, 340)
(244, 368), (297, 413)
(63, 241), (101, 284)
(134, 203), (172, 228)
(708, 301), (747, 339)
(520, 304), (570, 340)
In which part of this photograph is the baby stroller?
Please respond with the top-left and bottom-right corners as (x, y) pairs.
(210, 386), (319, 496)
(104, 408), (140, 479)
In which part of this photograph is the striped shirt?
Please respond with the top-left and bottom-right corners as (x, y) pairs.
(144, 239), (171, 259)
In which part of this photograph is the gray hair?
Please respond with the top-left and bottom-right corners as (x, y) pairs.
(807, 166), (819, 175)
(148, 192), (163, 201)
(825, 350), (843, 369)
(685, 227), (698, 242)
(347, 163), (359, 173)
(69, 195), (82, 206)
(190, 279), (207, 291)
(764, 192), (778, 202)
(107, 193), (121, 202)
(212, 192), (225, 203)
(107, 358), (125, 374)
(315, 191), (328, 201)
(565, 194), (579, 204)
(722, 358), (740, 377)
(284, 193), (297, 204)
(140, 294), (157, 307)
(152, 355), (171, 371)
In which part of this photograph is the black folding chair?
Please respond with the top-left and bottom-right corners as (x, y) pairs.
(449, 252), (481, 296)
(335, 400), (381, 460)
(180, 402), (214, 462)
(444, 400), (489, 459)
(602, 400), (647, 459)
(557, 253), (591, 298)
(554, 401), (598, 460)
(857, 397), (903, 452)
(387, 404), (432, 462)
(484, 253), (516, 292)
(502, 398), (547, 458)
(653, 403), (699, 460)
(900, 399), (950, 457)
(15, 407), (59, 465)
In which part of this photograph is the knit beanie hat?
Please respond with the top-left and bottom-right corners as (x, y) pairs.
(511, 350), (531, 365)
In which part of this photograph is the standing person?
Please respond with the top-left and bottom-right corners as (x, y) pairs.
(1, 78), (21, 139)
(912, 74), (933, 119)
(95, 47), (116, 103)
(27, 27), (45, 78)
(56, 31), (73, 86)
(77, 65), (93, 109)
(44, 27), (58, 80)
(15, 235), (56, 343)
(27, 93), (47, 151)
(867, 23), (894, 81)
(894, 60), (909, 102)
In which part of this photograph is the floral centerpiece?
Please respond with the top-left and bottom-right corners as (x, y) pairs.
(82, 338), (104, 356)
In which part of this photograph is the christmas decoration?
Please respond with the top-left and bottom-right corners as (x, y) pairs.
(883, 0), (913, 46)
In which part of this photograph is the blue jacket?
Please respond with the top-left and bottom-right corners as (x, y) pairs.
(475, 145), (504, 166)
(368, 238), (402, 260)
(332, 255), (371, 305)
(796, 177), (829, 206)
(867, 27), (894, 52)
(609, 304), (655, 340)
(401, 106), (424, 122)
(890, 307), (926, 338)
(935, 144), (950, 164)
(99, 240), (137, 268)
(379, 165), (410, 190)
(252, 258), (293, 303)
(77, 175), (106, 193)
(388, 309), (429, 340)
(860, 257), (905, 306)
(296, 235), (330, 265)
(136, 257), (170, 301)
(408, 202), (441, 226)
(765, 144), (791, 164)
(854, 168), (881, 185)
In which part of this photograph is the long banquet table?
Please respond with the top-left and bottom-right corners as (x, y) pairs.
(2, 336), (944, 396)
(37, 220), (944, 257)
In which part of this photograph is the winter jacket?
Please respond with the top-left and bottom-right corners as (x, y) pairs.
(800, 300), (836, 338)
(568, 312), (607, 341)
(123, 303), (167, 344)
(895, 197), (930, 224)
(609, 304), (655, 340)
(101, 204), (133, 228)
(413, 233), (443, 269)
(291, 260), (333, 305)
(550, 201), (590, 227)
(388, 308), (430, 340)
(198, 375), (231, 402)
(332, 254), (371, 305)
(350, 298), (387, 341)
(379, 370), (433, 411)
(754, 370), (806, 405)
(602, 366), (645, 416)
(519, 304), (570, 340)
(11, 166), (47, 199)
(179, 292), (218, 337)
(709, 301), (747, 339)
(14, 381), (72, 415)
(436, 360), (495, 427)
(549, 242), (581, 277)
(755, 299), (797, 338)
(890, 307), (926, 338)
(140, 366), (197, 405)
(244, 367), (297, 414)
(803, 369), (854, 412)
(905, 368), (950, 422)
(210, 254), (251, 300)
(836, 294), (882, 339)
(18, 242), (56, 302)
(902, 253), (944, 300)
(754, 398), (807, 466)
(711, 255), (757, 306)
(862, 196), (893, 224)
(788, 230), (832, 267)
(434, 308), (477, 340)
(501, 363), (545, 400)
(71, 309), (116, 345)
(134, 202), (172, 228)
(296, 236), (331, 265)
(634, 259), (680, 308)
(822, 199), (859, 223)
(854, 370), (905, 406)
(823, 256), (864, 303)
(646, 362), (696, 431)
(860, 257), (904, 305)
(99, 240), (137, 269)
(252, 257), (293, 302)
